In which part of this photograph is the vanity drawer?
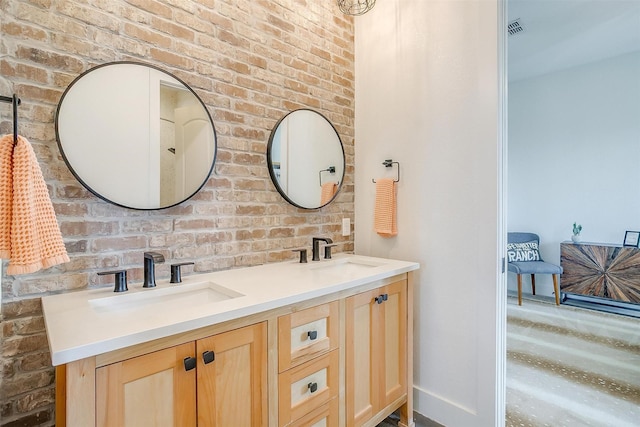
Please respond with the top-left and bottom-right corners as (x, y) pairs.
(278, 301), (339, 372)
(289, 397), (339, 427)
(278, 350), (339, 426)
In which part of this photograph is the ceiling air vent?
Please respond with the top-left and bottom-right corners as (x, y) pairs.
(508, 19), (525, 36)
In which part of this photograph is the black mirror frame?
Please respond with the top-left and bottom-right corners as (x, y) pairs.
(266, 108), (346, 210)
(55, 60), (217, 210)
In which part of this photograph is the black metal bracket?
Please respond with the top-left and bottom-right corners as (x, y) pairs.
(0, 94), (21, 145)
(319, 166), (336, 186)
(372, 159), (400, 183)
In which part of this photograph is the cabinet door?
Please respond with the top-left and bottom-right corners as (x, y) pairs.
(379, 280), (407, 408)
(196, 322), (267, 427)
(96, 342), (196, 427)
(346, 287), (378, 426)
(346, 280), (407, 427)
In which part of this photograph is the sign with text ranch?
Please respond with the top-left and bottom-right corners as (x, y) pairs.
(507, 242), (541, 262)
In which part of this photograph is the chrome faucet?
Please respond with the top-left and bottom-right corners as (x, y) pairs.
(143, 252), (165, 288)
(312, 237), (333, 261)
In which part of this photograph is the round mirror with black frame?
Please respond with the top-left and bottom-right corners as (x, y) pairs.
(55, 61), (217, 210)
(267, 109), (345, 210)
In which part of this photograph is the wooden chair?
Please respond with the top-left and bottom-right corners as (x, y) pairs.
(507, 232), (562, 305)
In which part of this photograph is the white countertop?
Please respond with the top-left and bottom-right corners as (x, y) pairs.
(42, 254), (419, 365)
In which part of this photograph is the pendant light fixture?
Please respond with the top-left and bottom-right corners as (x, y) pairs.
(337, 0), (376, 16)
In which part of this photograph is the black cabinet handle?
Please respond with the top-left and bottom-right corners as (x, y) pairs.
(183, 356), (196, 371)
(375, 294), (389, 304)
(307, 330), (318, 340)
(202, 350), (215, 365)
(308, 382), (318, 393)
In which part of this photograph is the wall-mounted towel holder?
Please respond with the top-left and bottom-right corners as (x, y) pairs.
(372, 159), (400, 183)
(319, 166), (336, 186)
(0, 94), (21, 146)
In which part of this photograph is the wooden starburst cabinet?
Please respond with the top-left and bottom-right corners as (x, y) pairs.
(560, 242), (640, 303)
(95, 323), (267, 427)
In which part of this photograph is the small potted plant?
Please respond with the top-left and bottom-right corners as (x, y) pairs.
(572, 222), (582, 243)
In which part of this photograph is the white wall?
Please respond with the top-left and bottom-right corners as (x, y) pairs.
(57, 64), (152, 207)
(508, 51), (640, 296)
(355, 1), (504, 426)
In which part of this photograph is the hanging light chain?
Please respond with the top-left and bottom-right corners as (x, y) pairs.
(337, 0), (376, 16)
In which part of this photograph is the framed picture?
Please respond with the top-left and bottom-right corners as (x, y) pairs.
(623, 231), (640, 247)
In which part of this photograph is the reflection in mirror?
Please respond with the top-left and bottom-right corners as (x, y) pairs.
(267, 109), (345, 209)
(56, 62), (216, 210)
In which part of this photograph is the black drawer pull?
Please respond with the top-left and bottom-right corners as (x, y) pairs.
(183, 356), (196, 371)
(203, 350), (215, 364)
(308, 382), (318, 393)
(307, 330), (318, 340)
(375, 293), (389, 304)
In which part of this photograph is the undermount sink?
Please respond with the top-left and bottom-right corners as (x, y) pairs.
(309, 257), (387, 275)
(89, 281), (244, 312)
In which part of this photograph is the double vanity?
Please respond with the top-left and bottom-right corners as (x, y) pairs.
(43, 254), (419, 427)
(48, 60), (407, 427)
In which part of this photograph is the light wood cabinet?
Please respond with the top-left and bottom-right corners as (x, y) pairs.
(289, 398), (339, 427)
(278, 301), (339, 372)
(345, 279), (407, 427)
(58, 273), (414, 427)
(196, 322), (267, 426)
(278, 350), (339, 426)
(96, 342), (196, 427)
(95, 323), (266, 427)
(278, 301), (340, 426)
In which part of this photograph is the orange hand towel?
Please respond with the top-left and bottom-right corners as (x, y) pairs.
(374, 178), (397, 237)
(0, 134), (69, 275)
(320, 181), (338, 205)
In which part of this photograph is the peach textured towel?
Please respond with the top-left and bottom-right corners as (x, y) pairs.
(374, 178), (397, 237)
(320, 181), (338, 205)
(0, 134), (69, 275)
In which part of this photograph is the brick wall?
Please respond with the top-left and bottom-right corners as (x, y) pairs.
(0, 1), (354, 425)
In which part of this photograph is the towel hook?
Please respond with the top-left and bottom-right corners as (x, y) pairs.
(0, 94), (21, 145)
(319, 166), (336, 186)
(372, 159), (400, 183)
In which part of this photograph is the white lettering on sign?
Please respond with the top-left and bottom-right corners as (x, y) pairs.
(506, 242), (540, 262)
(507, 250), (540, 262)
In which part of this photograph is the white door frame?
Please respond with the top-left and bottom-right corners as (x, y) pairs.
(496, 0), (508, 424)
